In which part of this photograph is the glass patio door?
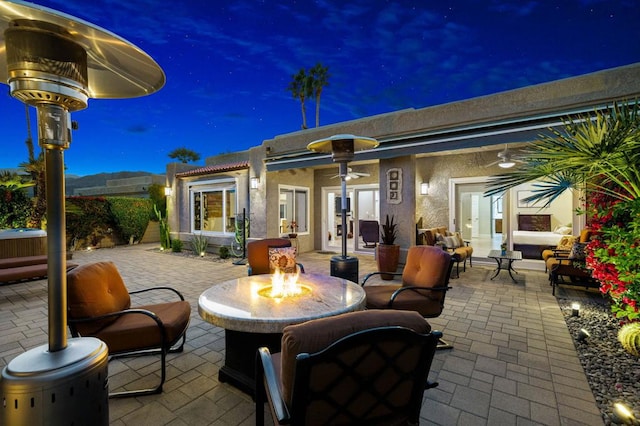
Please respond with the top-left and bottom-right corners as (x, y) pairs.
(322, 185), (379, 254)
(450, 177), (499, 258)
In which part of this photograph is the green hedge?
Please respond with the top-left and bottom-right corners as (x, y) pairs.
(65, 196), (153, 248)
(65, 197), (114, 247)
(107, 197), (153, 243)
(0, 187), (32, 229)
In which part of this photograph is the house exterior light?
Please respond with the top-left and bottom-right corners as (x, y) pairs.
(250, 176), (260, 189)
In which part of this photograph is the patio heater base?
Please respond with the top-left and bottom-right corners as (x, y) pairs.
(330, 255), (359, 284)
(0, 337), (109, 426)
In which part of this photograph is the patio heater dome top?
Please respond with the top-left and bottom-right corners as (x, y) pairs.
(0, 0), (165, 101)
(308, 134), (378, 164)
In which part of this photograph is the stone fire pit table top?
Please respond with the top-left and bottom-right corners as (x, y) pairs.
(198, 272), (366, 333)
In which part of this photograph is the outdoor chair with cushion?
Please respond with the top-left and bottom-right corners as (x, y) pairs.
(543, 228), (592, 272)
(358, 219), (379, 248)
(549, 241), (599, 295)
(255, 309), (441, 426)
(66, 261), (191, 397)
(361, 245), (455, 349)
(247, 238), (305, 275)
(420, 227), (472, 276)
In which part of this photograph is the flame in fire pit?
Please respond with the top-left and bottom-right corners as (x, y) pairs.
(258, 267), (311, 299)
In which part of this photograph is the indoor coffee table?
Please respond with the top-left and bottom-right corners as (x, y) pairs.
(488, 249), (523, 283)
(198, 273), (366, 395)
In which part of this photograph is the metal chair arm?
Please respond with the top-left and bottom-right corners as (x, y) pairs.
(256, 347), (291, 424)
(128, 286), (185, 301)
(361, 271), (403, 286)
(388, 285), (451, 305)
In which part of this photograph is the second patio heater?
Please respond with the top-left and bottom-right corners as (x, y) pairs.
(0, 1), (165, 424)
(308, 134), (378, 283)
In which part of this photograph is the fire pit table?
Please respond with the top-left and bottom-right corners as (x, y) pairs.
(198, 273), (366, 395)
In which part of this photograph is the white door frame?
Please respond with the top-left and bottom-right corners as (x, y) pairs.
(448, 176), (491, 233)
(321, 184), (379, 253)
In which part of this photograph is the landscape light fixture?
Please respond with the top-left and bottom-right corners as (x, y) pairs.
(420, 182), (429, 195)
(165, 186), (173, 196)
(612, 402), (636, 425)
(576, 328), (591, 342)
(308, 134), (378, 282)
(571, 302), (580, 317)
(0, 1), (164, 424)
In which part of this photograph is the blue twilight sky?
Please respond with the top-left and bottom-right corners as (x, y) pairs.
(0, 0), (639, 176)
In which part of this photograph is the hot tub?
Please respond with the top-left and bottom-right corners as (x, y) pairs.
(0, 229), (47, 259)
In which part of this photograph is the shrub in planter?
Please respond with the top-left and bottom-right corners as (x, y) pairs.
(171, 239), (183, 253)
(377, 214), (399, 280)
(191, 233), (209, 256)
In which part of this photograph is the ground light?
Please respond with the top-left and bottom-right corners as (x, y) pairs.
(576, 328), (591, 342)
(0, 1), (164, 425)
(612, 402), (637, 425)
(571, 302), (581, 317)
(307, 134), (378, 282)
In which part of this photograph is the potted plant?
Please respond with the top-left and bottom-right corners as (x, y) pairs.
(288, 221), (298, 238)
(377, 214), (400, 280)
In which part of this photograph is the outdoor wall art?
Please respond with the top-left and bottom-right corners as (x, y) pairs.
(386, 168), (402, 204)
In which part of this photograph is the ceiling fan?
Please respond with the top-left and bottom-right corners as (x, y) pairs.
(328, 167), (370, 180)
(486, 145), (522, 169)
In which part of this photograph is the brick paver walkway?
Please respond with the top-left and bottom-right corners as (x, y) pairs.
(0, 244), (603, 425)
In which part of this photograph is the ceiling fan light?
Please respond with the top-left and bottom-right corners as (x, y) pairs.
(498, 160), (516, 168)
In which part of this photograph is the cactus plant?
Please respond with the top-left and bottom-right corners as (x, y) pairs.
(618, 322), (640, 356)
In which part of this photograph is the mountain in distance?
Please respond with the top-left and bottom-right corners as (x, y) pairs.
(65, 171), (160, 195)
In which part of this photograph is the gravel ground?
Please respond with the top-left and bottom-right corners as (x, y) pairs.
(557, 296), (640, 425)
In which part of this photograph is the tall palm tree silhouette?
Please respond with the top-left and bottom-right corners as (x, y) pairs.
(310, 63), (329, 128)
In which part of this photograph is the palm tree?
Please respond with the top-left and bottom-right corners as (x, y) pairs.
(287, 68), (311, 129)
(20, 105), (46, 228)
(485, 101), (640, 205)
(19, 153), (46, 228)
(310, 63), (329, 127)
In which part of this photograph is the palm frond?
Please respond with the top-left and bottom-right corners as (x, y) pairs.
(485, 100), (640, 203)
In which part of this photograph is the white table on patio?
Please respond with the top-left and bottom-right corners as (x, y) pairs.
(198, 273), (366, 395)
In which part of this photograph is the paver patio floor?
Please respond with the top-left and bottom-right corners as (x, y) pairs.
(0, 244), (603, 425)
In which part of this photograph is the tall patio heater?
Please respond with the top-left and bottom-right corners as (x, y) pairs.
(0, 1), (165, 424)
(307, 134), (378, 283)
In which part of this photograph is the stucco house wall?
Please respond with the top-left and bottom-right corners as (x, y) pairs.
(166, 63), (640, 259)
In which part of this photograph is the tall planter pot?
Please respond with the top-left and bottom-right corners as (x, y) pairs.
(377, 244), (400, 280)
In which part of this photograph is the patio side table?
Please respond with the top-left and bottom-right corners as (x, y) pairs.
(488, 249), (522, 283)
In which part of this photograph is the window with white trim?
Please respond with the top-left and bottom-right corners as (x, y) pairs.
(279, 185), (309, 234)
(191, 180), (237, 234)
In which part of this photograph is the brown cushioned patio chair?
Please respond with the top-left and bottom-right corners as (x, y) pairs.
(543, 228), (592, 272)
(255, 310), (441, 426)
(358, 219), (379, 248)
(247, 238), (305, 275)
(361, 245), (455, 349)
(66, 261), (191, 397)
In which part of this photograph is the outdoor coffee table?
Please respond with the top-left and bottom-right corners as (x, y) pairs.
(198, 273), (366, 395)
(488, 250), (523, 283)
